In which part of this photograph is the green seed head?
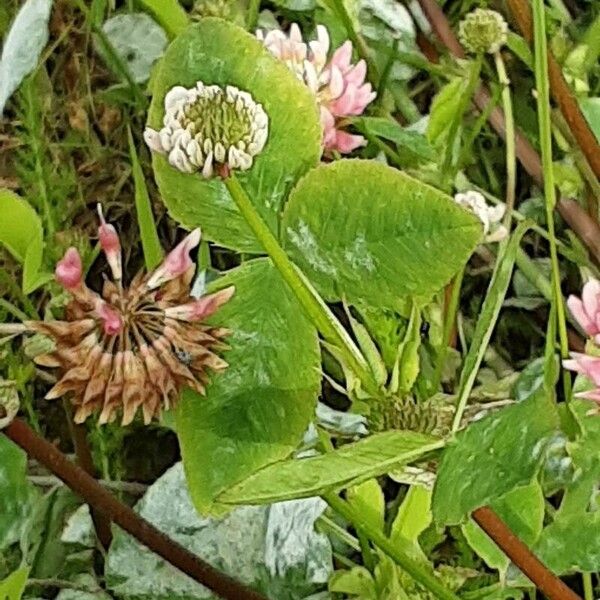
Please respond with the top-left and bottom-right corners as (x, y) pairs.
(459, 8), (508, 55)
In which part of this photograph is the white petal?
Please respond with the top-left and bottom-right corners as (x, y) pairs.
(214, 142), (226, 162)
(165, 86), (189, 111)
(202, 151), (214, 178)
(143, 128), (165, 153)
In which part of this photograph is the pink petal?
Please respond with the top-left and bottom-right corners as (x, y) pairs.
(147, 228), (201, 289)
(55, 247), (83, 290)
(575, 389), (600, 401)
(344, 60), (367, 86)
(330, 41), (352, 71)
(329, 86), (357, 116)
(96, 301), (123, 336)
(567, 295), (597, 336)
(582, 278), (600, 331)
(327, 66), (345, 99)
(563, 353), (600, 385)
(166, 286), (235, 321)
(333, 130), (366, 154)
(97, 204), (122, 281)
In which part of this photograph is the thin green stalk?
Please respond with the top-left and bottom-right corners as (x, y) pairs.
(583, 573), (594, 600)
(0, 271), (39, 319)
(432, 267), (465, 393)
(494, 52), (516, 228)
(329, 0), (378, 80)
(223, 174), (380, 397)
(532, 0), (571, 400)
(377, 39), (399, 99)
(442, 56), (483, 182)
(128, 128), (164, 270)
(0, 299), (31, 323)
(324, 492), (461, 600)
(246, 0), (260, 32)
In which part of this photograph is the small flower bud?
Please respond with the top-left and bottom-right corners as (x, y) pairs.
(147, 228), (201, 289)
(459, 9), (508, 55)
(55, 247), (83, 290)
(97, 204), (122, 281)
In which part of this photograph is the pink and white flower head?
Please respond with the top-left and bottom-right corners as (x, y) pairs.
(27, 214), (233, 426)
(257, 24), (376, 155)
(567, 278), (600, 344)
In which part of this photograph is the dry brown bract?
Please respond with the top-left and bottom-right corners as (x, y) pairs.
(27, 209), (234, 426)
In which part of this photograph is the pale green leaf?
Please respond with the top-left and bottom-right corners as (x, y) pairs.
(533, 512), (600, 574)
(0, 567), (29, 600)
(346, 479), (385, 532)
(219, 431), (444, 505)
(0, 189), (43, 264)
(580, 97), (600, 142)
(432, 391), (559, 525)
(0, 0), (52, 113)
(148, 19), (321, 252)
(353, 116), (434, 162)
(0, 437), (39, 550)
(100, 13), (167, 83)
(176, 258), (320, 515)
(426, 78), (465, 145)
(390, 485), (432, 545)
(463, 482), (545, 573)
(282, 160), (481, 309)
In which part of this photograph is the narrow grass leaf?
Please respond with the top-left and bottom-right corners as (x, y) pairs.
(452, 221), (532, 431)
(128, 128), (163, 270)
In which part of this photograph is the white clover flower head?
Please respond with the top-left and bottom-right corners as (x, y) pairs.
(458, 9), (508, 55)
(144, 82), (269, 178)
(453, 190), (508, 243)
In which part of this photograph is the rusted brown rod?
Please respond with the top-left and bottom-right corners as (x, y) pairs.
(472, 507), (581, 600)
(415, 0), (600, 265)
(506, 0), (600, 179)
(3, 419), (268, 600)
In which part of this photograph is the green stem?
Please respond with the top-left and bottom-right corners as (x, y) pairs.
(583, 573), (594, 600)
(326, 0), (424, 125)
(246, 0), (260, 32)
(442, 56), (482, 182)
(532, 0), (571, 400)
(432, 267), (465, 393)
(223, 174), (380, 397)
(0, 299), (31, 323)
(494, 52), (516, 228)
(329, 0), (378, 81)
(377, 39), (399, 99)
(323, 492), (461, 600)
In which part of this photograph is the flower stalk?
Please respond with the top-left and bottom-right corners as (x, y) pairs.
(532, 0), (571, 400)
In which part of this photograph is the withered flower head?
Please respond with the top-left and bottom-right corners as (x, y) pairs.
(28, 208), (234, 426)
